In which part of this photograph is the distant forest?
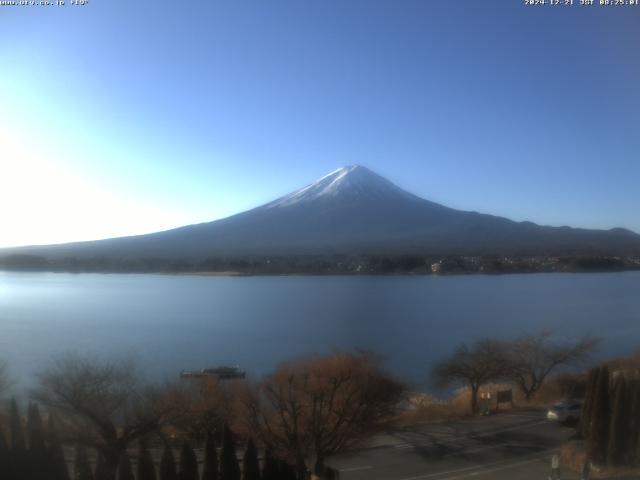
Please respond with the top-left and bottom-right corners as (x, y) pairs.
(1, 253), (639, 275)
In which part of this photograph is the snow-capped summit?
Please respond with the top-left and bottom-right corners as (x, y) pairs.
(265, 165), (416, 208)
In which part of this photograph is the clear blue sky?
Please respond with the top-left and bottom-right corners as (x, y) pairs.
(1, 0), (639, 247)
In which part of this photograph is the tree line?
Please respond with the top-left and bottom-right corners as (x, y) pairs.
(0, 253), (432, 275)
(0, 351), (403, 480)
(432, 332), (599, 413)
(2, 253), (637, 275)
(0, 406), (298, 480)
(1, 400), (68, 480)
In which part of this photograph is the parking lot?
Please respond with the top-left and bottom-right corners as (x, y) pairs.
(328, 411), (580, 480)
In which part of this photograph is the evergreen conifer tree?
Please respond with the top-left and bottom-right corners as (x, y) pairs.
(637, 418), (640, 467)
(219, 425), (240, 480)
(277, 460), (296, 480)
(47, 414), (71, 480)
(74, 444), (94, 480)
(588, 364), (611, 464)
(28, 404), (46, 452)
(137, 440), (157, 480)
(0, 428), (11, 480)
(260, 448), (278, 480)
(201, 432), (218, 480)
(28, 403), (48, 480)
(607, 376), (629, 465)
(116, 453), (135, 480)
(242, 439), (260, 480)
(28, 404), (47, 454)
(8, 399), (30, 480)
(178, 441), (199, 480)
(10, 398), (26, 452)
(580, 367), (599, 439)
(627, 381), (640, 466)
(159, 445), (178, 480)
(94, 454), (111, 480)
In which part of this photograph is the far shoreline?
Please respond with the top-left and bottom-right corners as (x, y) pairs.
(2, 268), (640, 277)
(172, 270), (249, 277)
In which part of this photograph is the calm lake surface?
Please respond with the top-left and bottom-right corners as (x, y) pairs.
(1, 271), (638, 392)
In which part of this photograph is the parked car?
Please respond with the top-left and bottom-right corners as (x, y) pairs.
(546, 400), (582, 425)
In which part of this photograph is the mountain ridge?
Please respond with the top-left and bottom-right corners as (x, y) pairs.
(2, 165), (640, 260)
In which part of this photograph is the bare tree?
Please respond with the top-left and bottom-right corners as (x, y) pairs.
(32, 354), (178, 480)
(433, 339), (510, 414)
(0, 361), (10, 397)
(168, 376), (234, 441)
(238, 352), (404, 479)
(505, 332), (599, 401)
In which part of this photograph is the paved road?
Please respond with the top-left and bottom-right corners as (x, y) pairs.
(327, 411), (579, 480)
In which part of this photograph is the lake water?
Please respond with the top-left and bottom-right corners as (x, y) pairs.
(0, 271), (638, 392)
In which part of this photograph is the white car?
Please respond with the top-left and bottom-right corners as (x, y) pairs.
(546, 401), (582, 424)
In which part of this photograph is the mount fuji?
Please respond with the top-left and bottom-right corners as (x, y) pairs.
(4, 165), (640, 260)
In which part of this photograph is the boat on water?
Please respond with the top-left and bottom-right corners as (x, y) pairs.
(180, 365), (246, 380)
